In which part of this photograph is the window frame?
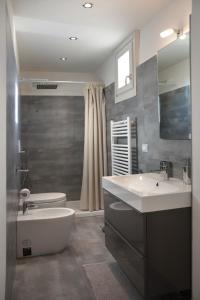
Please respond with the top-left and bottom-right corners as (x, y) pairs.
(115, 32), (139, 103)
(116, 40), (133, 94)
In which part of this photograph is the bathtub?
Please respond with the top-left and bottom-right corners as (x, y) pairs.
(17, 208), (75, 258)
(28, 192), (67, 208)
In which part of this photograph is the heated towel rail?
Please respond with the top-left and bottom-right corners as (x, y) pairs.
(111, 117), (138, 176)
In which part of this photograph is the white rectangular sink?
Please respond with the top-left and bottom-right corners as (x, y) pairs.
(102, 173), (191, 213)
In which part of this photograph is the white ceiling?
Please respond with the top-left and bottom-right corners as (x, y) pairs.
(12, 0), (173, 73)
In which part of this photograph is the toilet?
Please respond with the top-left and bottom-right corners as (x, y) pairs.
(28, 192), (67, 209)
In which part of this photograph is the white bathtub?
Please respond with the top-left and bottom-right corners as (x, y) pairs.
(28, 192), (67, 208)
(17, 208), (75, 258)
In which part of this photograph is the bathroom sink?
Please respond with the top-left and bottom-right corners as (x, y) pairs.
(102, 173), (191, 213)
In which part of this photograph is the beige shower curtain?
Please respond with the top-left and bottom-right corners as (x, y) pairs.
(80, 82), (107, 211)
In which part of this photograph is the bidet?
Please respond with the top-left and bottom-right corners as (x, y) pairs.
(17, 207), (75, 257)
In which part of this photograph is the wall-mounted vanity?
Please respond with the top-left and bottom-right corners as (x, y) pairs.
(103, 173), (191, 299)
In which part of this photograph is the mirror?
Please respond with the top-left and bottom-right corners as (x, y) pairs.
(158, 33), (191, 140)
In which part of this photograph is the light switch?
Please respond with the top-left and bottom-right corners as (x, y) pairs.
(142, 144), (148, 153)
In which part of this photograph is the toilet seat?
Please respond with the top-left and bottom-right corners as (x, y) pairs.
(27, 193), (67, 208)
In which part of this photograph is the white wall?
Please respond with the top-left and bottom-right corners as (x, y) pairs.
(0, 0), (7, 299)
(7, 0), (19, 72)
(96, 0), (191, 87)
(0, 2), (20, 299)
(140, 0), (191, 64)
(95, 54), (115, 88)
(191, 1), (200, 299)
(21, 82), (87, 97)
(20, 71), (97, 96)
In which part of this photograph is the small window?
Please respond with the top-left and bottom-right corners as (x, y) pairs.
(115, 32), (139, 103)
(117, 50), (131, 89)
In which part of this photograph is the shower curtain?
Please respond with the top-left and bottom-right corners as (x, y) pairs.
(80, 82), (107, 211)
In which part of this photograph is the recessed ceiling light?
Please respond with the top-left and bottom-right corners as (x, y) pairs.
(69, 36), (78, 41)
(59, 57), (67, 61)
(83, 2), (93, 8)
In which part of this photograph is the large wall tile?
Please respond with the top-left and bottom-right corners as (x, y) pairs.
(21, 96), (84, 201)
(105, 56), (191, 178)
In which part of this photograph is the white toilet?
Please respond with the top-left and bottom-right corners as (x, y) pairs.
(28, 192), (67, 209)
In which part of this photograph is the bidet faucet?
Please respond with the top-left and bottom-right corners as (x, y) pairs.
(20, 188), (32, 215)
(22, 200), (28, 215)
(22, 200), (35, 215)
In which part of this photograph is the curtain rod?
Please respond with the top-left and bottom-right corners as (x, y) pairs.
(19, 78), (89, 84)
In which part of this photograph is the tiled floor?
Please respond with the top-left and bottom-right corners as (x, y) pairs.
(66, 200), (104, 217)
(13, 216), (142, 300)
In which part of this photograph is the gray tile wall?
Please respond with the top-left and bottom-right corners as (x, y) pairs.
(21, 96), (84, 201)
(6, 7), (20, 300)
(160, 86), (191, 140)
(105, 56), (192, 178)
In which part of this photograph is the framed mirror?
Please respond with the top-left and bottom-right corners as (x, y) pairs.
(158, 33), (191, 140)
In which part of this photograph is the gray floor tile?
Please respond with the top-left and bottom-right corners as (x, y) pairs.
(13, 216), (141, 300)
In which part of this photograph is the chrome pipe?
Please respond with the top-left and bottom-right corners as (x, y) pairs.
(16, 169), (29, 173)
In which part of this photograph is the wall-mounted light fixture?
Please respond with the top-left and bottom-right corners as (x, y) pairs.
(69, 36), (78, 41)
(160, 28), (186, 40)
(160, 28), (175, 38)
(82, 2), (93, 8)
(59, 57), (68, 62)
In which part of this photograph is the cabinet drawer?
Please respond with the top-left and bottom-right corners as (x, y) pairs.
(104, 190), (146, 255)
(105, 222), (146, 297)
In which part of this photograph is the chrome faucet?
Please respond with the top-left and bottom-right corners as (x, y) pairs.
(16, 168), (29, 174)
(160, 161), (170, 180)
(22, 200), (35, 215)
(149, 161), (171, 180)
(22, 200), (28, 215)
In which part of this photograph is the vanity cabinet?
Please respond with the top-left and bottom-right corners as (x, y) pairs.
(104, 190), (191, 299)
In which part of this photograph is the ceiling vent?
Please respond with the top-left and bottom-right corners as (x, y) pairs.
(36, 84), (58, 90)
